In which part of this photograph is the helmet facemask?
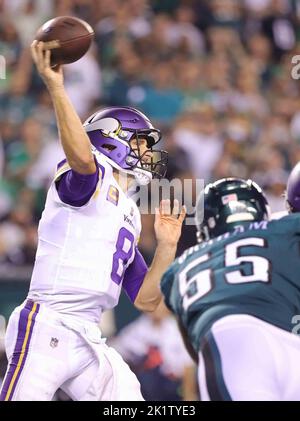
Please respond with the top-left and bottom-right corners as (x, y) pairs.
(126, 129), (168, 184)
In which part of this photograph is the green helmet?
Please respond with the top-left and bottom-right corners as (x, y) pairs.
(195, 178), (270, 242)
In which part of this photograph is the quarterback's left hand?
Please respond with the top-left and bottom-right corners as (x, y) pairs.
(154, 199), (186, 248)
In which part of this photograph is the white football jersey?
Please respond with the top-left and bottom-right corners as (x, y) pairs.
(28, 154), (142, 323)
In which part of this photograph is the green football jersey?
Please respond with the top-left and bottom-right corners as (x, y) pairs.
(161, 214), (300, 352)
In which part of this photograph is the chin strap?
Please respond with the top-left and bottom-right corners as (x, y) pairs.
(92, 147), (152, 186)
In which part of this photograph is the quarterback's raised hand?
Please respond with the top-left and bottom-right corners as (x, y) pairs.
(31, 41), (64, 91)
(31, 40), (95, 174)
(154, 199), (186, 248)
(134, 199), (186, 312)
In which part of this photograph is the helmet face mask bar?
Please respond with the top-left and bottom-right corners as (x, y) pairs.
(126, 129), (168, 180)
(83, 107), (168, 184)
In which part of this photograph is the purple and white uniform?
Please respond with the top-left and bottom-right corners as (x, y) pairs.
(29, 153), (146, 322)
(0, 153), (145, 401)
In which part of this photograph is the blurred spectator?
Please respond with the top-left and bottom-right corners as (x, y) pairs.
(150, 0), (180, 15)
(160, 5), (205, 56)
(102, 42), (147, 106)
(136, 60), (183, 124)
(210, 0), (243, 30)
(111, 301), (198, 401)
(7, 0), (52, 47)
(172, 106), (224, 181)
(246, 33), (273, 86)
(244, 0), (272, 14)
(0, 19), (22, 72)
(176, 59), (211, 110)
(64, 49), (102, 118)
(262, 0), (296, 60)
(0, 134), (3, 177)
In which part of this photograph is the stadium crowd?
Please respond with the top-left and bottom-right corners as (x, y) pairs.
(0, 0), (300, 400)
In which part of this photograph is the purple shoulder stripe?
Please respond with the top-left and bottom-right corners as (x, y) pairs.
(56, 158), (105, 180)
(98, 162), (105, 182)
(55, 157), (106, 207)
(57, 158), (67, 171)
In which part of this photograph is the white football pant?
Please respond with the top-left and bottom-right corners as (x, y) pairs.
(0, 300), (144, 401)
(198, 314), (300, 401)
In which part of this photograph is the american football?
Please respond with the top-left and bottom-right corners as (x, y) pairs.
(35, 16), (94, 67)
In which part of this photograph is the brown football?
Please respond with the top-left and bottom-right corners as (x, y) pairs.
(35, 16), (94, 67)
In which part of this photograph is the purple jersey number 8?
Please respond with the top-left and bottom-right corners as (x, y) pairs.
(111, 227), (135, 285)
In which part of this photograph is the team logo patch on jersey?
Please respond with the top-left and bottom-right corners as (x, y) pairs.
(107, 185), (119, 206)
(222, 194), (238, 205)
(50, 337), (59, 348)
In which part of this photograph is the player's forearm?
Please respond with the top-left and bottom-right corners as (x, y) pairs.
(182, 365), (198, 401)
(134, 243), (177, 312)
(49, 86), (96, 174)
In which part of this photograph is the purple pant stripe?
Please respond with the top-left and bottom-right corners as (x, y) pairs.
(0, 301), (40, 401)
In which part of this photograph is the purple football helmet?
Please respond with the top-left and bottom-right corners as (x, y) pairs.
(287, 162), (300, 212)
(83, 106), (168, 184)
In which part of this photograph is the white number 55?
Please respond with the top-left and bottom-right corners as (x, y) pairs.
(179, 237), (270, 311)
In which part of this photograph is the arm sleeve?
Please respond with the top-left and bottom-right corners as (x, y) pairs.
(122, 248), (148, 303)
(55, 157), (104, 207)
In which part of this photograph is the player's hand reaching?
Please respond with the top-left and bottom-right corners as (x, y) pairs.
(154, 199), (186, 248)
(31, 41), (64, 91)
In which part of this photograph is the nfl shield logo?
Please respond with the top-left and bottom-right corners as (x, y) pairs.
(50, 337), (59, 348)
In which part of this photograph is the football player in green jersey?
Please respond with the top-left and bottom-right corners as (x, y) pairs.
(161, 177), (300, 401)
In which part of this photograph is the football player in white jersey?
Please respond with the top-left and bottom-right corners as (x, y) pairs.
(0, 42), (186, 401)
